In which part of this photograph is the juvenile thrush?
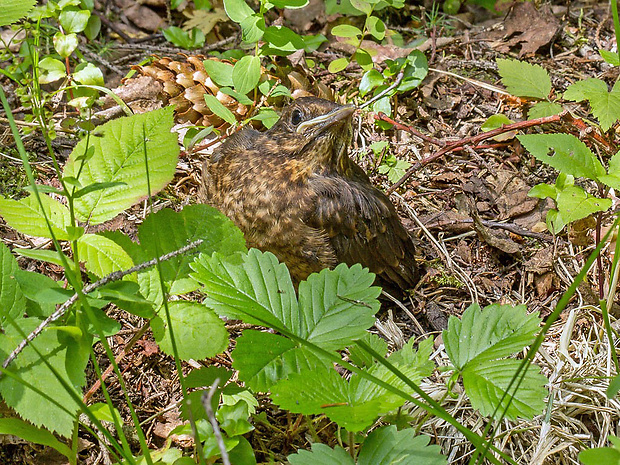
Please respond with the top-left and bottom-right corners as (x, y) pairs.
(201, 97), (418, 293)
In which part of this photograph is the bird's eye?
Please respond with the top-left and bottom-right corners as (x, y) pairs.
(291, 109), (302, 126)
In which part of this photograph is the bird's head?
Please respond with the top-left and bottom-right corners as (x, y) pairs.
(267, 97), (356, 174)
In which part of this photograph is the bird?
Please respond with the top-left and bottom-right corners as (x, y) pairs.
(200, 97), (418, 294)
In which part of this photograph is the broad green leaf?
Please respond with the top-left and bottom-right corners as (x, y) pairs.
(0, 418), (72, 458)
(481, 114), (513, 131)
(579, 446), (620, 465)
(354, 49), (373, 71)
(0, 318), (89, 437)
(38, 57), (66, 84)
(223, 0), (254, 23)
(496, 58), (551, 99)
(228, 436), (257, 465)
(88, 402), (122, 423)
(0, 194), (70, 240)
(14, 249), (72, 269)
(545, 208), (567, 235)
(599, 150), (620, 190)
(202, 59), (234, 87)
(331, 24), (362, 38)
(328, 57), (349, 73)
(443, 303), (541, 370)
(204, 94), (237, 125)
(600, 50), (620, 66)
(360, 69), (384, 96)
(239, 14), (265, 43)
(556, 186), (611, 224)
(192, 249), (299, 330)
(136, 204), (246, 295)
(63, 107), (179, 224)
(220, 86), (254, 105)
(298, 264), (379, 350)
(53, 32), (78, 58)
(217, 401), (254, 436)
(527, 101), (563, 119)
(270, 0), (309, 7)
(232, 330), (330, 391)
(463, 359), (547, 420)
(84, 13), (101, 40)
(76, 233), (135, 280)
(398, 50), (428, 92)
(14, 270), (61, 318)
(0, 242), (26, 326)
(59, 7), (90, 33)
(348, 332), (388, 368)
(288, 444), (355, 465)
(357, 426), (446, 465)
(152, 301), (228, 360)
(250, 108), (279, 128)
(564, 78), (620, 131)
(528, 183), (557, 200)
(73, 62), (104, 86)
(232, 55), (261, 95)
(263, 25), (305, 53)
(365, 16), (385, 40)
(350, 0), (371, 14)
(518, 133), (606, 180)
(0, 0), (36, 26)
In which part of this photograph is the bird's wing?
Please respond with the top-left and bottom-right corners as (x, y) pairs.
(306, 172), (418, 292)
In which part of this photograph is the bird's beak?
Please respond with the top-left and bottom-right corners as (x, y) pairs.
(296, 105), (356, 134)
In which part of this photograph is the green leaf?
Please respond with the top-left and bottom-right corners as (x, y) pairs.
(14, 249), (72, 269)
(163, 26), (205, 49)
(59, 7), (90, 33)
(528, 183), (557, 200)
(223, 0), (254, 23)
(72, 62), (104, 86)
(517, 133), (606, 181)
(270, 0), (309, 7)
(204, 94), (237, 125)
(220, 86), (254, 105)
(76, 233), (135, 280)
(84, 13), (101, 40)
(600, 50), (620, 66)
(0, 418), (72, 458)
(349, 0), (371, 14)
(228, 436), (257, 465)
(564, 78), (620, 131)
(263, 25), (305, 53)
(288, 444), (355, 465)
(496, 58), (551, 99)
(72, 181), (126, 199)
(0, 242), (26, 326)
(53, 32), (78, 58)
(232, 55), (261, 95)
(250, 108), (279, 129)
(463, 358), (547, 420)
(481, 114), (513, 131)
(0, 194), (70, 240)
(357, 426), (446, 465)
(14, 270), (61, 318)
(579, 445), (620, 465)
(331, 24), (362, 38)
(152, 301), (228, 360)
(348, 332), (388, 368)
(0, 0), (36, 26)
(527, 101), (563, 119)
(63, 107), (179, 224)
(360, 69), (385, 96)
(88, 402), (122, 423)
(239, 14), (265, 43)
(556, 185), (611, 224)
(202, 59), (234, 87)
(398, 50), (428, 92)
(38, 57), (66, 84)
(0, 318), (89, 437)
(354, 49), (373, 71)
(328, 57), (349, 73)
(365, 16), (385, 40)
(599, 150), (620, 190)
(443, 303), (541, 370)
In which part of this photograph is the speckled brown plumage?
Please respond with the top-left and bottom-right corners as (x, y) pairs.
(200, 97), (418, 293)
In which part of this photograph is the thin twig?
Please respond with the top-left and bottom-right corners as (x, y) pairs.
(359, 71), (404, 110)
(1, 239), (204, 373)
(202, 378), (230, 465)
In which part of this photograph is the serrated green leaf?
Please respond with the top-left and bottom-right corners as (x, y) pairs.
(0, 0), (35, 26)
(556, 185), (611, 224)
(202, 59), (234, 87)
(59, 7), (90, 33)
(14, 270), (61, 318)
(232, 55), (261, 95)
(0, 418), (72, 458)
(72, 181), (126, 199)
(223, 0), (254, 23)
(76, 233), (135, 280)
(518, 133), (606, 180)
(152, 301), (228, 360)
(0, 242), (26, 326)
(63, 107), (179, 224)
(527, 101), (563, 119)
(600, 50), (620, 66)
(443, 303), (541, 370)
(204, 94), (237, 125)
(0, 318), (88, 437)
(298, 264), (379, 350)
(357, 426), (447, 465)
(599, 150), (620, 189)
(564, 78), (620, 131)
(288, 443), (355, 465)
(0, 194), (70, 240)
(232, 330), (330, 391)
(463, 359), (547, 420)
(497, 58), (551, 99)
(348, 332), (388, 368)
